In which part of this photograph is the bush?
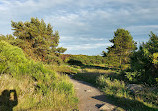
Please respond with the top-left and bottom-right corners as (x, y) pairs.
(130, 46), (158, 84)
(66, 55), (107, 65)
(0, 41), (78, 110)
(125, 71), (141, 82)
(96, 75), (158, 110)
(128, 32), (158, 85)
(44, 55), (63, 65)
(96, 75), (128, 97)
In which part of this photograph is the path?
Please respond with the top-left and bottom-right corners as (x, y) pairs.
(70, 79), (117, 111)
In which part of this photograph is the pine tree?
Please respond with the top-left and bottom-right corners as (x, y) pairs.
(107, 29), (136, 67)
(11, 17), (66, 61)
(145, 32), (158, 53)
(130, 32), (158, 84)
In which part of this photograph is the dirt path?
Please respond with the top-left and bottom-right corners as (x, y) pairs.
(70, 79), (117, 111)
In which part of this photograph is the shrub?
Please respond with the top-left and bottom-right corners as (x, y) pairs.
(96, 75), (158, 110)
(96, 75), (128, 98)
(66, 55), (107, 65)
(0, 41), (78, 110)
(128, 32), (158, 85)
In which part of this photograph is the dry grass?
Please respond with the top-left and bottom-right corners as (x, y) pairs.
(73, 64), (158, 111)
(0, 74), (78, 111)
(0, 41), (78, 111)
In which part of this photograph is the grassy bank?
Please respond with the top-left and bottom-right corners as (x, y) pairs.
(0, 41), (78, 110)
(72, 64), (158, 111)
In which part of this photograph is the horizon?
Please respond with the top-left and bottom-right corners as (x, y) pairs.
(0, 0), (158, 55)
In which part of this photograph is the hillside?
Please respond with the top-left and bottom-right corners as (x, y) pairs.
(0, 40), (78, 110)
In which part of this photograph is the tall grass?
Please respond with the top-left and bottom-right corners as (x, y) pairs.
(73, 64), (158, 111)
(0, 40), (78, 110)
(45, 64), (79, 74)
(0, 74), (78, 111)
(97, 75), (158, 110)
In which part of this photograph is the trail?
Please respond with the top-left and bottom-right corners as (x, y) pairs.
(70, 78), (117, 111)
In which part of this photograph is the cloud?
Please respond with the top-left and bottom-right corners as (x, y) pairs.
(0, 0), (158, 55)
(60, 36), (105, 42)
(62, 42), (112, 51)
(127, 25), (158, 36)
(0, 0), (73, 14)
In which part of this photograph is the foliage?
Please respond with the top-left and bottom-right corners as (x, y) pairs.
(66, 54), (107, 65)
(73, 64), (158, 110)
(11, 17), (66, 63)
(101, 51), (107, 57)
(129, 32), (158, 84)
(96, 75), (158, 110)
(0, 34), (15, 43)
(97, 75), (128, 97)
(145, 32), (158, 53)
(45, 64), (80, 75)
(0, 41), (78, 110)
(106, 29), (136, 68)
(0, 74), (78, 111)
(56, 47), (67, 54)
(0, 40), (28, 74)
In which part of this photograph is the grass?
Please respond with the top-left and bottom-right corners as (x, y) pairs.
(45, 64), (80, 74)
(73, 64), (116, 85)
(0, 40), (78, 111)
(97, 75), (158, 111)
(72, 64), (158, 111)
(0, 74), (78, 111)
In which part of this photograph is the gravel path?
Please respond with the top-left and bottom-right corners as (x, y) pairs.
(70, 79), (116, 111)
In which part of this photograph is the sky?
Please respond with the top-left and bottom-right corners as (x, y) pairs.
(0, 0), (158, 55)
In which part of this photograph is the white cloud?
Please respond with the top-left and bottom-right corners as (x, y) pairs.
(0, 0), (158, 55)
(60, 36), (105, 41)
(127, 25), (158, 35)
(63, 42), (112, 51)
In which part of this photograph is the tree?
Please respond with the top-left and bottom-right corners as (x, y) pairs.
(0, 34), (15, 43)
(145, 32), (158, 53)
(107, 29), (136, 68)
(101, 51), (107, 57)
(11, 17), (66, 61)
(129, 32), (158, 84)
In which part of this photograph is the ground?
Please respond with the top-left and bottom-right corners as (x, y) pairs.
(70, 78), (118, 111)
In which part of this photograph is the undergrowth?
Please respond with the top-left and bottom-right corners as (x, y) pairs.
(0, 40), (78, 110)
(73, 64), (158, 111)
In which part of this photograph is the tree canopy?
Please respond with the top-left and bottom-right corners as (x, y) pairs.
(129, 32), (158, 84)
(11, 17), (66, 62)
(106, 29), (137, 68)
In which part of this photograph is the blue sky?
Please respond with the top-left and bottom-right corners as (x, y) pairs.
(0, 0), (158, 55)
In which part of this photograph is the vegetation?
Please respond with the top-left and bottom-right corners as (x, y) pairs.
(73, 64), (158, 111)
(0, 16), (157, 111)
(9, 18), (66, 63)
(45, 64), (79, 75)
(106, 29), (137, 68)
(97, 74), (158, 111)
(0, 18), (78, 111)
(125, 32), (158, 84)
(65, 54), (107, 65)
(72, 29), (158, 110)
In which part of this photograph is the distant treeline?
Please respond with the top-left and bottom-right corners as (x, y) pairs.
(60, 54), (107, 65)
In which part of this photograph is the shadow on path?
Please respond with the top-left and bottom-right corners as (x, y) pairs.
(71, 75), (158, 111)
(92, 94), (158, 111)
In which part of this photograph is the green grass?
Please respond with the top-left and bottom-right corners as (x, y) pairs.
(72, 64), (158, 111)
(0, 40), (78, 111)
(0, 74), (78, 111)
(45, 64), (80, 74)
(73, 64), (115, 85)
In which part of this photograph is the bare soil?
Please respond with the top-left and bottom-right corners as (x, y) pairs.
(70, 78), (117, 111)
